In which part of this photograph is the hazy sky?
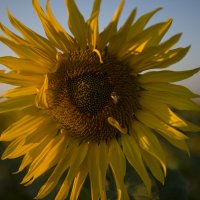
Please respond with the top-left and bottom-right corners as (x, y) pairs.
(0, 0), (200, 94)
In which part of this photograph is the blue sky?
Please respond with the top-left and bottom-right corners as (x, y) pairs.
(0, 0), (200, 94)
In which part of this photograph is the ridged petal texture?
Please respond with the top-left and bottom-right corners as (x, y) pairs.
(0, 0), (199, 200)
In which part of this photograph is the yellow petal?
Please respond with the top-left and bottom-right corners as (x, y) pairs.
(22, 133), (59, 185)
(108, 117), (127, 134)
(25, 134), (66, 185)
(138, 67), (200, 83)
(70, 159), (88, 200)
(146, 18), (172, 47)
(87, 142), (108, 200)
(141, 91), (200, 111)
(142, 151), (165, 184)
(127, 8), (162, 40)
(32, 0), (75, 51)
(98, 0), (125, 50)
(161, 134), (190, 154)
(0, 70), (43, 86)
(0, 113), (47, 142)
(167, 109), (200, 132)
(121, 134), (151, 194)
(120, 20), (172, 57)
(136, 109), (188, 140)
(98, 142), (108, 200)
(141, 82), (199, 98)
(15, 129), (57, 174)
(36, 140), (79, 198)
(35, 75), (49, 109)
(46, 0), (77, 50)
(109, 139), (129, 200)
(2, 86), (37, 98)
(93, 49), (103, 63)
(140, 96), (200, 132)
(133, 120), (166, 176)
(65, 0), (87, 47)
(136, 46), (190, 72)
(128, 33), (182, 70)
(0, 22), (29, 45)
(3, 120), (56, 161)
(1, 137), (24, 159)
(19, 141), (50, 176)
(16, 153), (32, 173)
(55, 143), (88, 200)
(0, 36), (53, 67)
(109, 8), (137, 55)
(0, 56), (49, 74)
(88, 143), (101, 200)
(3, 140), (38, 160)
(24, 119), (56, 146)
(7, 9), (56, 58)
(0, 95), (35, 113)
(87, 0), (101, 48)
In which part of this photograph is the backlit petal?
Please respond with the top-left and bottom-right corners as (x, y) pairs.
(121, 135), (151, 194)
(136, 109), (188, 140)
(65, 0), (87, 47)
(138, 67), (200, 83)
(109, 139), (129, 200)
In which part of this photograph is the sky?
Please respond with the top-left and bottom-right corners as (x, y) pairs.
(0, 0), (200, 95)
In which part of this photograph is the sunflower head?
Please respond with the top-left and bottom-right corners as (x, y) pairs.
(0, 0), (200, 199)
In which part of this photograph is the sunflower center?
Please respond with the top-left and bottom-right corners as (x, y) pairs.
(68, 73), (113, 116)
(47, 49), (139, 142)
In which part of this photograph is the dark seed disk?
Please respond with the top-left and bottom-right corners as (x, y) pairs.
(68, 73), (113, 116)
(47, 49), (140, 142)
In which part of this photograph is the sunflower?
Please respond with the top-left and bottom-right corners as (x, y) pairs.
(0, 0), (200, 199)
